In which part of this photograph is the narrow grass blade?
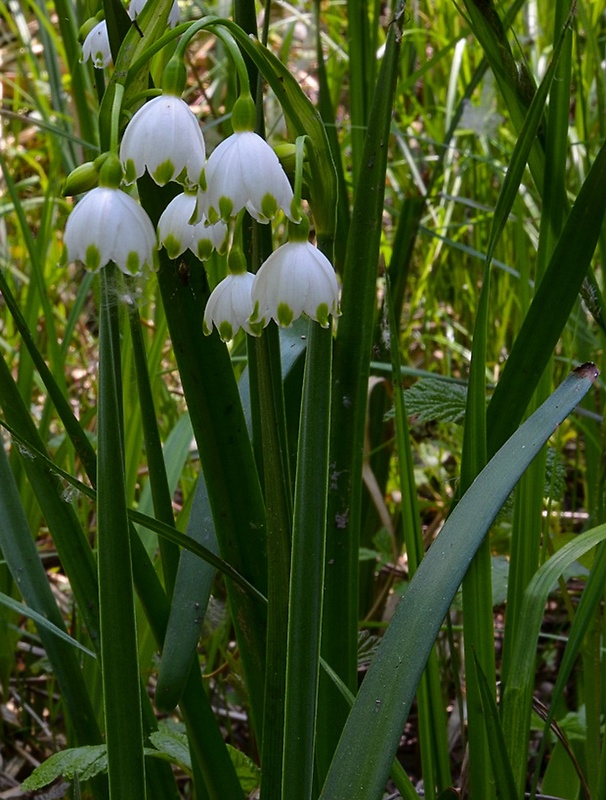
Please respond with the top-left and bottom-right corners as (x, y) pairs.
(0, 592), (95, 658)
(487, 137), (606, 456)
(0, 352), (100, 644)
(472, 651), (518, 800)
(386, 272), (451, 793)
(502, 524), (606, 795)
(125, 296), (179, 594)
(129, 529), (245, 800)
(0, 442), (107, 799)
(0, 420), (266, 605)
(319, 364), (598, 800)
(155, 474), (219, 713)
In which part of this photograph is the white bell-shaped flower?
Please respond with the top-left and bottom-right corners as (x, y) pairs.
(81, 20), (111, 69)
(199, 130), (296, 224)
(128, 0), (180, 28)
(250, 236), (340, 329)
(192, 217), (229, 262)
(157, 192), (228, 260)
(120, 95), (206, 187)
(64, 186), (156, 275)
(203, 271), (256, 341)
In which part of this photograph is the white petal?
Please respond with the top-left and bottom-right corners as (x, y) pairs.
(120, 96), (206, 186)
(81, 21), (111, 69)
(251, 241), (339, 327)
(64, 187), (156, 274)
(157, 193), (198, 257)
(203, 132), (294, 222)
(204, 272), (256, 340)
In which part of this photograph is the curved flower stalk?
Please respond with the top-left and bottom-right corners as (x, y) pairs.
(120, 95), (206, 187)
(81, 20), (111, 69)
(198, 95), (296, 224)
(249, 226), (340, 329)
(129, 0), (180, 27)
(64, 155), (156, 275)
(203, 271), (256, 341)
(157, 192), (228, 260)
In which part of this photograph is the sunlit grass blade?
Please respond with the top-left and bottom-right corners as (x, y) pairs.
(529, 540), (606, 798)
(319, 363), (598, 800)
(487, 136), (606, 456)
(458, 16), (572, 795)
(501, 0), (575, 696)
(501, 524), (606, 795)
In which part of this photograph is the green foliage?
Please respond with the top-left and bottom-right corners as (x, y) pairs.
(2, 0), (606, 798)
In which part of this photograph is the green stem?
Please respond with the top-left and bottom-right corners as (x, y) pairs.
(254, 324), (293, 799)
(125, 288), (179, 597)
(98, 265), (146, 799)
(282, 321), (332, 800)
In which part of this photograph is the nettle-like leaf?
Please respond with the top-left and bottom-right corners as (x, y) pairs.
(21, 745), (107, 790)
(147, 723), (260, 793)
(396, 378), (469, 424)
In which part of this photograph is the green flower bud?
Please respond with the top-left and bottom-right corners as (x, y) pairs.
(273, 143), (297, 175)
(62, 161), (99, 196)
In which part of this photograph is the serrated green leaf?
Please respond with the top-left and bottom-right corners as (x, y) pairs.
(21, 746), (107, 791)
(148, 725), (191, 773)
(226, 745), (261, 794)
(403, 378), (469, 424)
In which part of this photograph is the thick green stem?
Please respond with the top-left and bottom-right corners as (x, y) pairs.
(282, 321), (332, 800)
(97, 265), (146, 799)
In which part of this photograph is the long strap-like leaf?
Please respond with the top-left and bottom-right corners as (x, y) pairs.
(320, 364), (598, 800)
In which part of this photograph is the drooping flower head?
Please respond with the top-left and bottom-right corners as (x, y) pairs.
(198, 94), (296, 224)
(81, 20), (111, 69)
(157, 191), (228, 260)
(120, 57), (205, 188)
(203, 270), (256, 342)
(64, 154), (156, 275)
(120, 94), (206, 187)
(249, 218), (340, 330)
(129, 0), (180, 27)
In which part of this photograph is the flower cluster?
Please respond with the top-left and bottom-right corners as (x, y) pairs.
(66, 47), (340, 336)
(81, 0), (180, 70)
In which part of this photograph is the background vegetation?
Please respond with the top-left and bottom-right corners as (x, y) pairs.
(1, 0), (605, 798)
